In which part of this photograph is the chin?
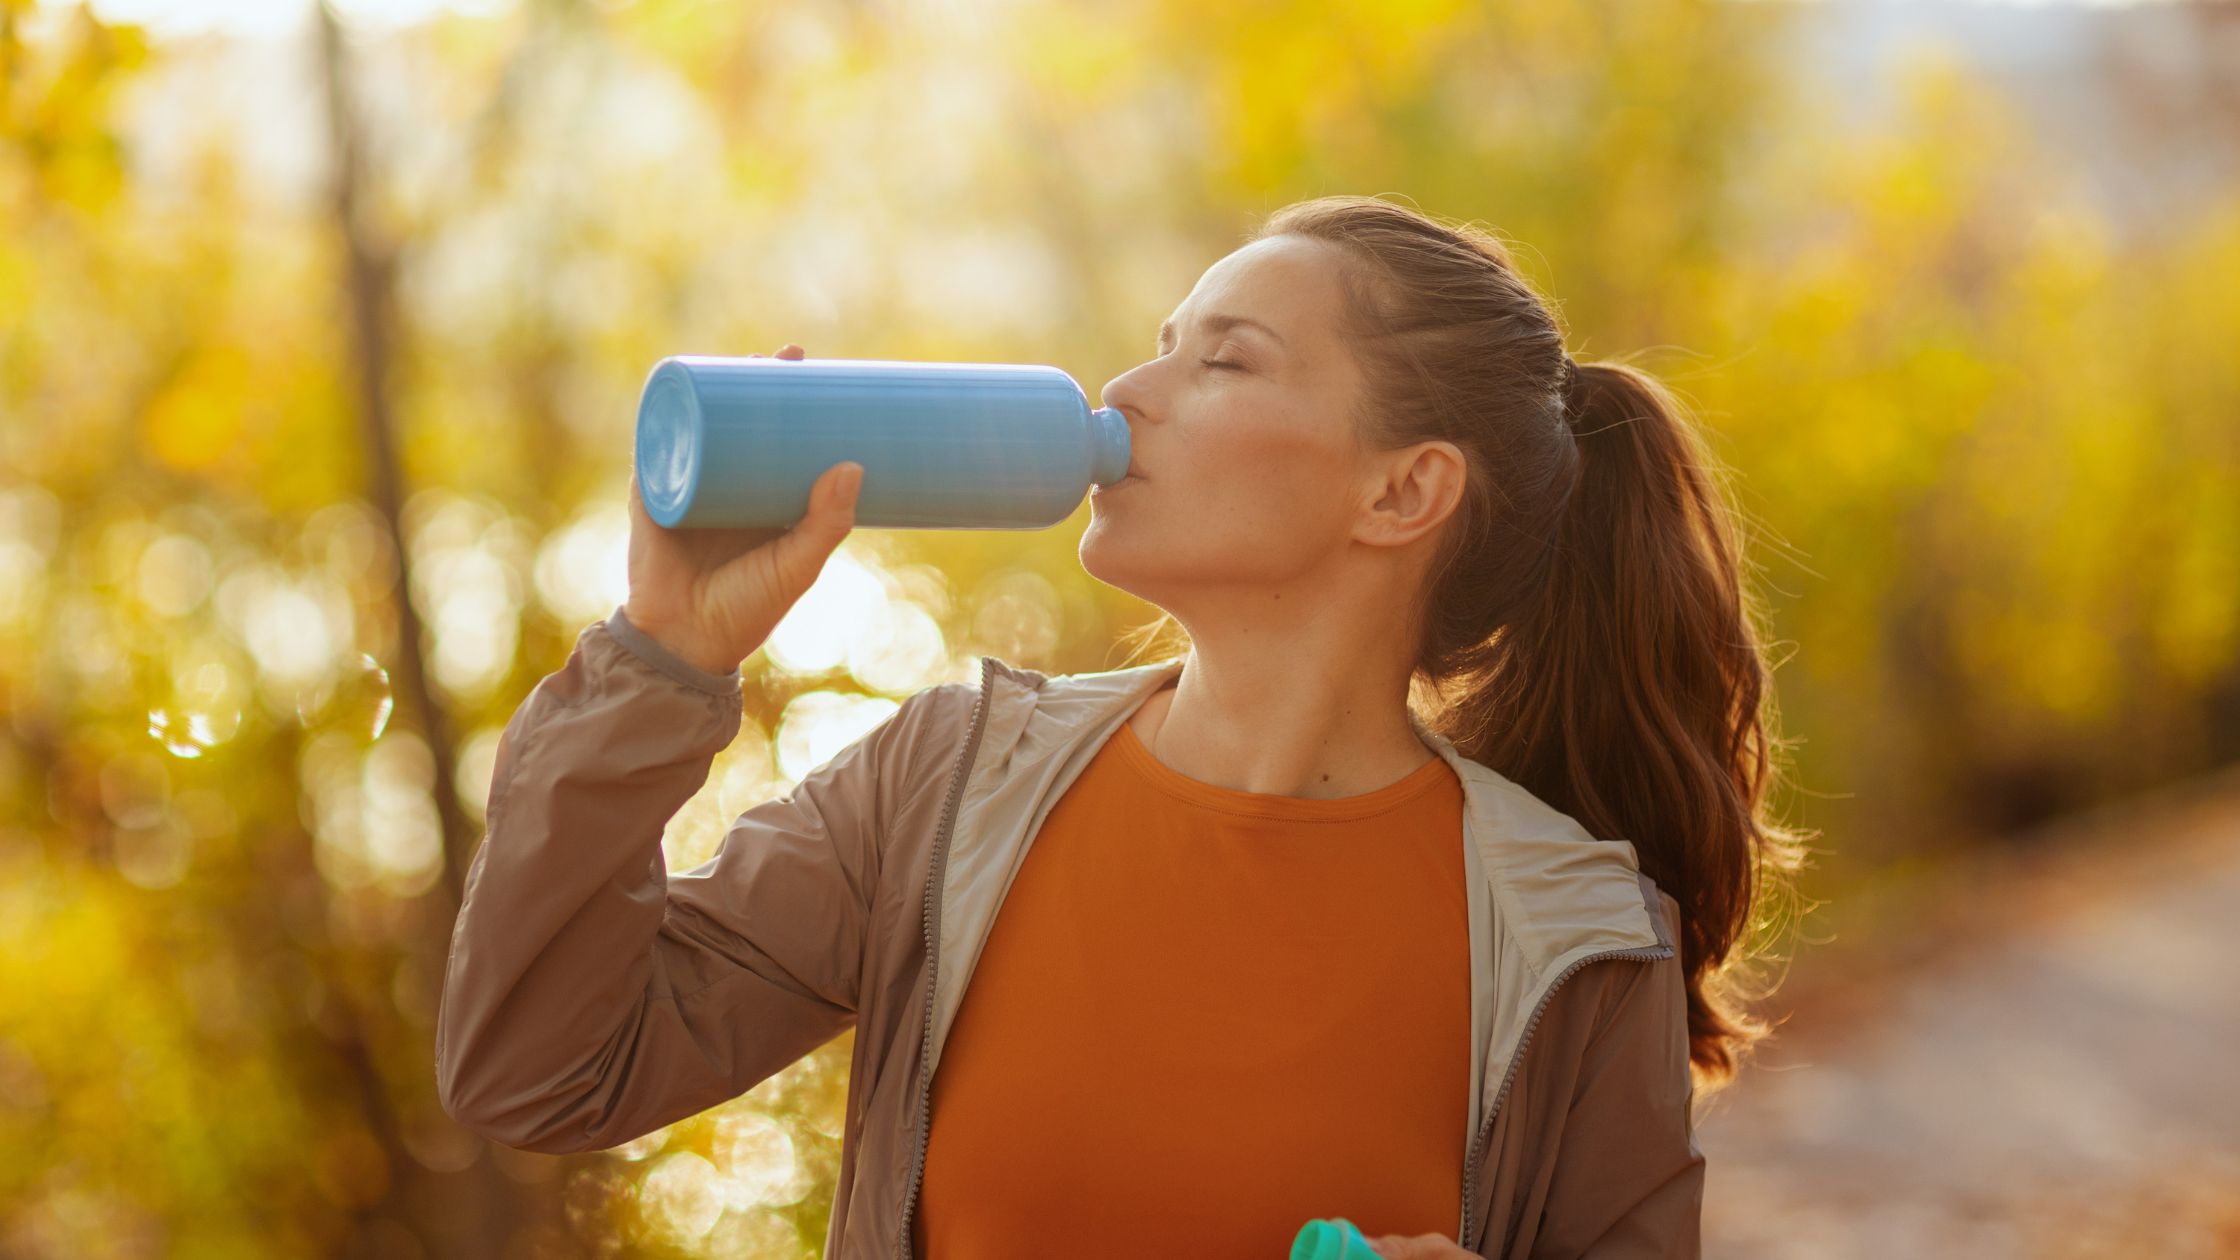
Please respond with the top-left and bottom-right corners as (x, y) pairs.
(1077, 520), (1146, 591)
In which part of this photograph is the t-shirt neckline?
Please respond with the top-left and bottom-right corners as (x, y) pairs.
(1109, 719), (1453, 822)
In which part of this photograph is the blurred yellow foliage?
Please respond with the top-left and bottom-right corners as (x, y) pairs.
(143, 346), (251, 472)
(2, 0), (2236, 1255)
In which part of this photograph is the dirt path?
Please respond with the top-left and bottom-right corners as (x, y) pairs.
(1696, 766), (2240, 1258)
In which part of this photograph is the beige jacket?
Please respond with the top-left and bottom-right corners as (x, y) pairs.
(437, 608), (1704, 1258)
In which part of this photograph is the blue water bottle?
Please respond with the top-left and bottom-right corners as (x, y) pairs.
(1290, 1217), (1381, 1260)
(633, 354), (1132, 529)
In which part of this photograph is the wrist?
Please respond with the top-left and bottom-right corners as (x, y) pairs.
(671, 641), (743, 677)
(620, 605), (741, 677)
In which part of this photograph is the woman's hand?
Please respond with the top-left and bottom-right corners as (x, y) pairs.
(622, 342), (864, 676)
(1364, 1231), (1475, 1259)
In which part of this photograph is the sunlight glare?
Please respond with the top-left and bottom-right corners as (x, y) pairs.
(774, 691), (900, 786)
(640, 1151), (725, 1245)
(764, 549), (888, 677)
(714, 1111), (805, 1211)
(73, 0), (515, 39)
(532, 502), (631, 626)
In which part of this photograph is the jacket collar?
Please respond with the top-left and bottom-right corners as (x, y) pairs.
(934, 654), (1667, 1143)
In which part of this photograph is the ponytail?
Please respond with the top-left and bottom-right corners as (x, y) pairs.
(1469, 356), (1809, 1092)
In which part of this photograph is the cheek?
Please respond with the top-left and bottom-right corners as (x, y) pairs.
(1143, 424), (1354, 555)
(1192, 421), (1348, 513)
(1081, 423), (1353, 587)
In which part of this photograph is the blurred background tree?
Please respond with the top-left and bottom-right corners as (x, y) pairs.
(1, 0), (2234, 1255)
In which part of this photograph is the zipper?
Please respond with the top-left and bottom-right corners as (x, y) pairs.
(894, 656), (996, 1260)
(1455, 942), (1675, 1252)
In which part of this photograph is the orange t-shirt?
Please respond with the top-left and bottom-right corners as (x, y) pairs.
(912, 716), (1472, 1259)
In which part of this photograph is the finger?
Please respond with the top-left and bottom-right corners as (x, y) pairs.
(758, 462), (861, 594)
(776, 343), (804, 359)
(817, 461), (863, 526)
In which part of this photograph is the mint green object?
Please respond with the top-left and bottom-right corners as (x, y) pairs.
(1291, 1217), (1379, 1260)
(633, 354), (1132, 530)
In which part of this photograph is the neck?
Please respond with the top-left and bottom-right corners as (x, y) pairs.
(1134, 643), (1432, 802)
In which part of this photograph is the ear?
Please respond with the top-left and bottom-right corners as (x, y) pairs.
(1358, 440), (1467, 549)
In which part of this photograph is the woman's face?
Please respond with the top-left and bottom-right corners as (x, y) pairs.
(1083, 234), (1453, 610)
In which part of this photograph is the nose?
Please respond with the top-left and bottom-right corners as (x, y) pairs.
(1097, 366), (1137, 416)
(1101, 350), (1168, 411)
(1098, 368), (1149, 451)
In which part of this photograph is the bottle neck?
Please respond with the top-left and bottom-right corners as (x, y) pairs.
(1089, 405), (1130, 486)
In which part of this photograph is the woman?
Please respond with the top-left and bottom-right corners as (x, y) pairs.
(436, 195), (1802, 1259)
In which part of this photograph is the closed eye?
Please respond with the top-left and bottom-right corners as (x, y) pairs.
(1200, 359), (1245, 371)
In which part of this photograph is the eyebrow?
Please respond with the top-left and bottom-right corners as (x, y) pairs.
(1158, 313), (1288, 350)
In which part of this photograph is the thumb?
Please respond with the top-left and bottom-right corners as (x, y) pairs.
(760, 461), (862, 594)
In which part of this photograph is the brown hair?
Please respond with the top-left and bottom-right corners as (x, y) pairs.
(1117, 195), (1812, 1097)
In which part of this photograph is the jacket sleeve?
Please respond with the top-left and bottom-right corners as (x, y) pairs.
(1530, 948), (1706, 1258)
(435, 605), (952, 1155)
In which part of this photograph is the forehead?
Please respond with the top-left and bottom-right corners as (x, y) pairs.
(1165, 235), (1346, 339)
